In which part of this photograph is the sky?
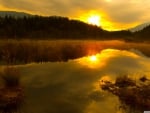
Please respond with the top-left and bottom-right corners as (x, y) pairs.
(6, 48), (150, 113)
(0, 0), (150, 30)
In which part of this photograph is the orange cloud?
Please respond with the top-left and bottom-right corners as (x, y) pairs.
(0, 0), (150, 30)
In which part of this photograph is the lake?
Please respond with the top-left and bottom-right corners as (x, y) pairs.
(0, 40), (150, 113)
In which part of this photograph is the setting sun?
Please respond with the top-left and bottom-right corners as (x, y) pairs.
(78, 11), (102, 27)
(87, 15), (101, 26)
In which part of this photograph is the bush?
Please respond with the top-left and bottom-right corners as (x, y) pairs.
(0, 67), (24, 113)
(1, 67), (20, 88)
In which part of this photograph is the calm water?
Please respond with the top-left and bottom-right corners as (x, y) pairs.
(8, 49), (150, 113)
(3, 48), (150, 113)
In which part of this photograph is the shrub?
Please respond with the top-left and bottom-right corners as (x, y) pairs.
(1, 67), (21, 88)
(0, 67), (24, 113)
(100, 75), (150, 112)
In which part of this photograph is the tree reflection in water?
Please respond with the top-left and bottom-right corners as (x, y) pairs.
(100, 75), (150, 113)
(0, 67), (24, 113)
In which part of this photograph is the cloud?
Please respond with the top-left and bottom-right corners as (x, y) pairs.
(0, 0), (150, 30)
(10, 48), (150, 113)
(0, 0), (150, 21)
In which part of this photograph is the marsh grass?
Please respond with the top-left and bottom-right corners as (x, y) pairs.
(0, 67), (24, 113)
(2, 39), (150, 64)
(100, 75), (150, 112)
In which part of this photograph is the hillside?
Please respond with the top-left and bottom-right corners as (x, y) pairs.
(0, 11), (33, 18)
(130, 22), (150, 32)
(0, 11), (150, 41)
(134, 25), (150, 41)
(0, 15), (108, 40)
(0, 16), (132, 40)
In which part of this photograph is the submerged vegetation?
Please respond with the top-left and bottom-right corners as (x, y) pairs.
(0, 67), (24, 113)
(100, 75), (150, 112)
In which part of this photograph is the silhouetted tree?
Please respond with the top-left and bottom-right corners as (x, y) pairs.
(0, 15), (111, 40)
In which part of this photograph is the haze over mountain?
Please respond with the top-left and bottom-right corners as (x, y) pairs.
(0, 11), (150, 42)
(0, 11), (33, 18)
(0, 11), (149, 32)
(130, 22), (150, 32)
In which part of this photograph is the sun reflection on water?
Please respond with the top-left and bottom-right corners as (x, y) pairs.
(89, 55), (97, 62)
(77, 49), (115, 68)
(77, 49), (141, 69)
(77, 54), (103, 69)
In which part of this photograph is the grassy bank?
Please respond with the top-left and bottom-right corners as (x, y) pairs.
(1, 39), (150, 64)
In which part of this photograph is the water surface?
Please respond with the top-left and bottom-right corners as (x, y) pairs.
(3, 48), (150, 113)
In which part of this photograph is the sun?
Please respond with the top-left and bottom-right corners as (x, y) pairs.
(87, 15), (101, 26)
(78, 10), (102, 27)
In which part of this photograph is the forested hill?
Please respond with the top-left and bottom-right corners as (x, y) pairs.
(0, 15), (132, 40)
(134, 25), (150, 41)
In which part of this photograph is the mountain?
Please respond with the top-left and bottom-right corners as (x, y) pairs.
(0, 11), (133, 40)
(0, 15), (108, 40)
(130, 22), (150, 32)
(134, 24), (150, 40)
(0, 11), (33, 18)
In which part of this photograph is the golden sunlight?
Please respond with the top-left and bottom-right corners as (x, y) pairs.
(77, 54), (101, 68)
(77, 10), (140, 31)
(87, 15), (101, 26)
(89, 55), (97, 62)
(86, 55), (99, 68)
(105, 0), (112, 2)
(78, 10), (101, 27)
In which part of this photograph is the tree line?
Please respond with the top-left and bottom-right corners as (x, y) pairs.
(0, 15), (133, 40)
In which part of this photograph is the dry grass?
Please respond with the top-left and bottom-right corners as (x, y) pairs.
(100, 75), (150, 112)
(1, 39), (150, 65)
(1, 39), (150, 64)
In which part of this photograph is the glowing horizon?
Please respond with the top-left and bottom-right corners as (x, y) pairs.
(87, 15), (101, 26)
(0, 0), (149, 31)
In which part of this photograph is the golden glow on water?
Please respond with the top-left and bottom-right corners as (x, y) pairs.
(77, 49), (140, 69)
(89, 55), (97, 62)
(86, 55), (100, 68)
(77, 54), (102, 69)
